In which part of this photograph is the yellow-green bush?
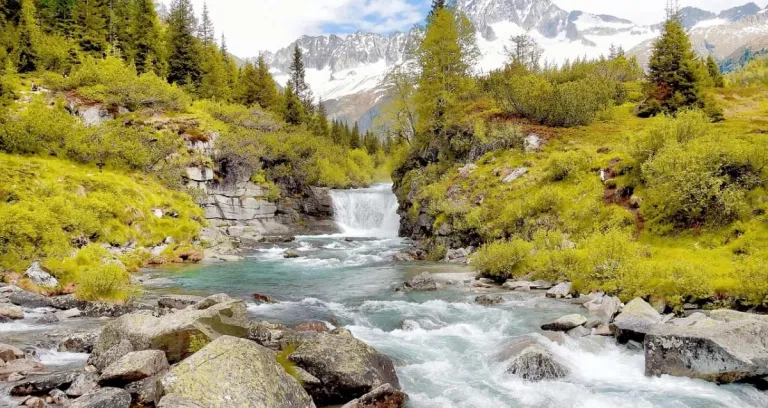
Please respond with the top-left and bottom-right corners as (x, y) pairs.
(472, 239), (532, 282)
(0, 153), (203, 272)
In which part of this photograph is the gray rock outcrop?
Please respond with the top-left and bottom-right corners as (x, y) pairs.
(611, 298), (662, 342)
(645, 320), (768, 383)
(25, 261), (58, 287)
(98, 350), (169, 386)
(69, 387), (131, 408)
(541, 314), (587, 332)
(341, 383), (408, 408)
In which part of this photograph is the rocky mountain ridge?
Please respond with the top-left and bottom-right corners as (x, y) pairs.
(254, 0), (768, 129)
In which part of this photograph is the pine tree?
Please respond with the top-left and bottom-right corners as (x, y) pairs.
(130, 0), (162, 74)
(36, 0), (75, 36)
(288, 44), (314, 112)
(414, 7), (479, 145)
(73, 0), (109, 57)
(198, 2), (215, 46)
(220, 32), (228, 56)
(236, 57), (279, 109)
(283, 84), (305, 125)
(199, 44), (231, 100)
(330, 120), (343, 145)
(17, 0), (39, 73)
(312, 99), (330, 137)
(706, 55), (724, 88)
(350, 121), (361, 149)
(428, 0), (447, 20)
(166, 0), (201, 86)
(638, 12), (706, 117)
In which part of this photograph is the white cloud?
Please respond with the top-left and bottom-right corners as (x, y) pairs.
(167, 1), (768, 57)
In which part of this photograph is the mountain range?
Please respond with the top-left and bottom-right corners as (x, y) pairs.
(254, 0), (768, 130)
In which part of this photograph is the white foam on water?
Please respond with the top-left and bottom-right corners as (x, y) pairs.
(330, 183), (401, 238)
(37, 349), (89, 367)
(0, 321), (48, 332)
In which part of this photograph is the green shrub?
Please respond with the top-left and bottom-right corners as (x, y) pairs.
(276, 344), (302, 384)
(75, 262), (137, 302)
(571, 229), (639, 294)
(545, 151), (591, 182)
(472, 239), (533, 282)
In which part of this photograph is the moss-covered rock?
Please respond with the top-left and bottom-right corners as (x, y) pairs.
(160, 335), (315, 408)
(289, 329), (400, 406)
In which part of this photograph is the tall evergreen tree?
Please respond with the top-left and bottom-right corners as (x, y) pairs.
(199, 44), (230, 100)
(350, 121), (361, 149)
(414, 7), (479, 145)
(130, 0), (162, 74)
(198, 2), (214, 46)
(706, 55), (724, 88)
(428, 0), (447, 20)
(330, 120), (344, 145)
(166, 0), (201, 86)
(73, 0), (108, 57)
(220, 32), (227, 56)
(288, 44), (313, 112)
(17, 0), (39, 72)
(283, 84), (305, 125)
(638, 12), (705, 117)
(312, 99), (330, 137)
(236, 57), (279, 109)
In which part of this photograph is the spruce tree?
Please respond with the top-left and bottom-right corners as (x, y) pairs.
(312, 99), (330, 137)
(428, 0), (447, 20)
(288, 44), (314, 112)
(17, 0), (39, 73)
(220, 32), (228, 56)
(283, 84), (305, 125)
(706, 55), (724, 88)
(331, 120), (344, 145)
(199, 44), (230, 101)
(166, 0), (201, 86)
(198, 2), (215, 46)
(350, 122), (361, 149)
(638, 13), (705, 117)
(73, 0), (109, 57)
(130, 0), (162, 74)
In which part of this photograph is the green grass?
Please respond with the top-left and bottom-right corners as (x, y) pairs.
(275, 344), (303, 384)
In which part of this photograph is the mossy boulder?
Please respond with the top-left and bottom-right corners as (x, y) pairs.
(288, 329), (400, 406)
(91, 295), (249, 363)
(160, 336), (315, 408)
(98, 350), (169, 386)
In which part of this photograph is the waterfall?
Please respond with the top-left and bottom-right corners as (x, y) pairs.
(330, 183), (400, 237)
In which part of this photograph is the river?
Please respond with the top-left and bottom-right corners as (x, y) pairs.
(2, 183), (767, 407)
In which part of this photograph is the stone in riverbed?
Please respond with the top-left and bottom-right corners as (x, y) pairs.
(0, 343), (25, 362)
(98, 350), (169, 386)
(2, 286), (52, 308)
(0, 359), (45, 381)
(55, 308), (81, 320)
(58, 331), (99, 353)
(395, 272), (437, 292)
(88, 339), (134, 371)
(66, 372), (99, 397)
(611, 298), (662, 343)
(506, 344), (569, 381)
(160, 335), (315, 408)
(289, 329), (400, 406)
(709, 309), (768, 323)
(541, 314), (587, 332)
(475, 295), (504, 306)
(125, 375), (164, 406)
(284, 249), (301, 259)
(157, 295), (204, 310)
(252, 292), (278, 304)
(295, 321), (328, 333)
(584, 295), (621, 323)
(10, 370), (79, 396)
(545, 282), (571, 299)
(68, 387), (131, 408)
(0, 303), (24, 320)
(645, 320), (768, 384)
(341, 383), (408, 408)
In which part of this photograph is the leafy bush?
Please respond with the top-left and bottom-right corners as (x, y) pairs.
(472, 239), (532, 282)
(545, 151), (592, 182)
(46, 57), (190, 111)
(727, 56), (768, 88)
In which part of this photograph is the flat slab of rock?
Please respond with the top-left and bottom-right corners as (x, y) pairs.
(395, 272), (437, 292)
(69, 387), (131, 408)
(0, 303), (24, 320)
(709, 309), (768, 323)
(157, 394), (207, 408)
(161, 336), (315, 408)
(2, 286), (53, 308)
(611, 298), (661, 342)
(545, 282), (571, 299)
(341, 383), (408, 408)
(157, 295), (204, 310)
(99, 350), (169, 386)
(289, 329), (400, 405)
(645, 320), (768, 383)
(541, 314), (587, 332)
(10, 370), (79, 396)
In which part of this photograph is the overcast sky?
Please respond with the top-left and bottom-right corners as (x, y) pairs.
(167, 0), (767, 57)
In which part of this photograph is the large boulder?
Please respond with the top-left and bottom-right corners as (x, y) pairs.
(541, 314), (587, 332)
(0, 303), (24, 320)
(58, 331), (99, 353)
(98, 350), (169, 386)
(611, 298), (662, 343)
(25, 261), (58, 287)
(1, 286), (52, 308)
(341, 383), (408, 408)
(160, 336), (315, 408)
(91, 295), (249, 364)
(395, 272), (437, 292)
(499, 338), (569, 382)
(157, 394), (207, 408)
(69, 387), (131, 408)
(645, 320), (768, 384)
(288, 329), (400, 405)
(124, 375), (164, 406)
(709, 309), (768, 323)
(584, 296), (621, 323)
(0, 344), (25, 362)
(88, 340), (134, 371)
(66, 372), (99, 398)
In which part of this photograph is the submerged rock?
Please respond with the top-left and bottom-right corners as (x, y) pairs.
(284, 249), (301, 259)
(289, 329), (400, 406)
(341, 383), (408, 408)
(157, 295), (204, 310)
(541, 314), (587, 332)
(645, 320), (768, 384)
(395, 272), (437, 292)
(475, 295), (504, 306)
(611, 298), (662, 343)
(161, 336), (315, 408)
(506, 344), (569, 381)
